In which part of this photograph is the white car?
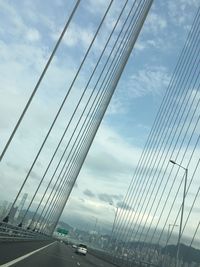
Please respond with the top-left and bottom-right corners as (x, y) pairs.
(76, 244), (87, 255)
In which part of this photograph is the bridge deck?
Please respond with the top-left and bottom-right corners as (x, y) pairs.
(0, 241), (117, 267)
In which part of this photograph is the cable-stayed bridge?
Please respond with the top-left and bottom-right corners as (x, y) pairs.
(0, 1), (200, 267)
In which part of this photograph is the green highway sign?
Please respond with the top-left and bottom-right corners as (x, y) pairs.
(57, 228), (69, 235)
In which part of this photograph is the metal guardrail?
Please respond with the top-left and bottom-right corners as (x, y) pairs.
(89, 248), (159, 267)
(0, 222), (50, 241)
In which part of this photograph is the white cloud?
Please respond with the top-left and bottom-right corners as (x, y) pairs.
(107, 97), (126, 115)
(65, 122), (143, 212)
(52, 23), (94, 50)
(125, 65), (170, 99)
(26, 28), (41, 42)
(134, 40), (146, 51)
(91, 123), (142, 169)
(167, 0), (199, 27)
(0, 1), (41, 42)
(84, 0), (111, 16)
(145, 12), (167, 33)
(51, 19), (112, 54)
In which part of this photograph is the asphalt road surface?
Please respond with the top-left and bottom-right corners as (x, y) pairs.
(0, 241), (117, 267)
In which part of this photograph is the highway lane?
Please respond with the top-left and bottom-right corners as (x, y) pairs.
(1, 241), (117, 267)
(0, 240), (53, 265)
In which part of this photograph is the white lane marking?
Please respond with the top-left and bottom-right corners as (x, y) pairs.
(77, 262), (81, 266)
(1, 241), (56, 267)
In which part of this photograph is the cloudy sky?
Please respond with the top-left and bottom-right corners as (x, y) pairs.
(0, 0), (199, 233)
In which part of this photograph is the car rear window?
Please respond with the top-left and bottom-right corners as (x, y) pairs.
(79, 244), (87, 249)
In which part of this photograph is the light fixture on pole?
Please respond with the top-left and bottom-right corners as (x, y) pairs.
(169, 159), (188, 267)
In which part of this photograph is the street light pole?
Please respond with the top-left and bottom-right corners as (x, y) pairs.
(169, 160), (188, 267)
(164, 224), (179, 267)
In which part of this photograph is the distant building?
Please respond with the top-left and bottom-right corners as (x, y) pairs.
(14, 193), (28, 221)
(0, 200), (10, 218)
(9, 206), (18, 222)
